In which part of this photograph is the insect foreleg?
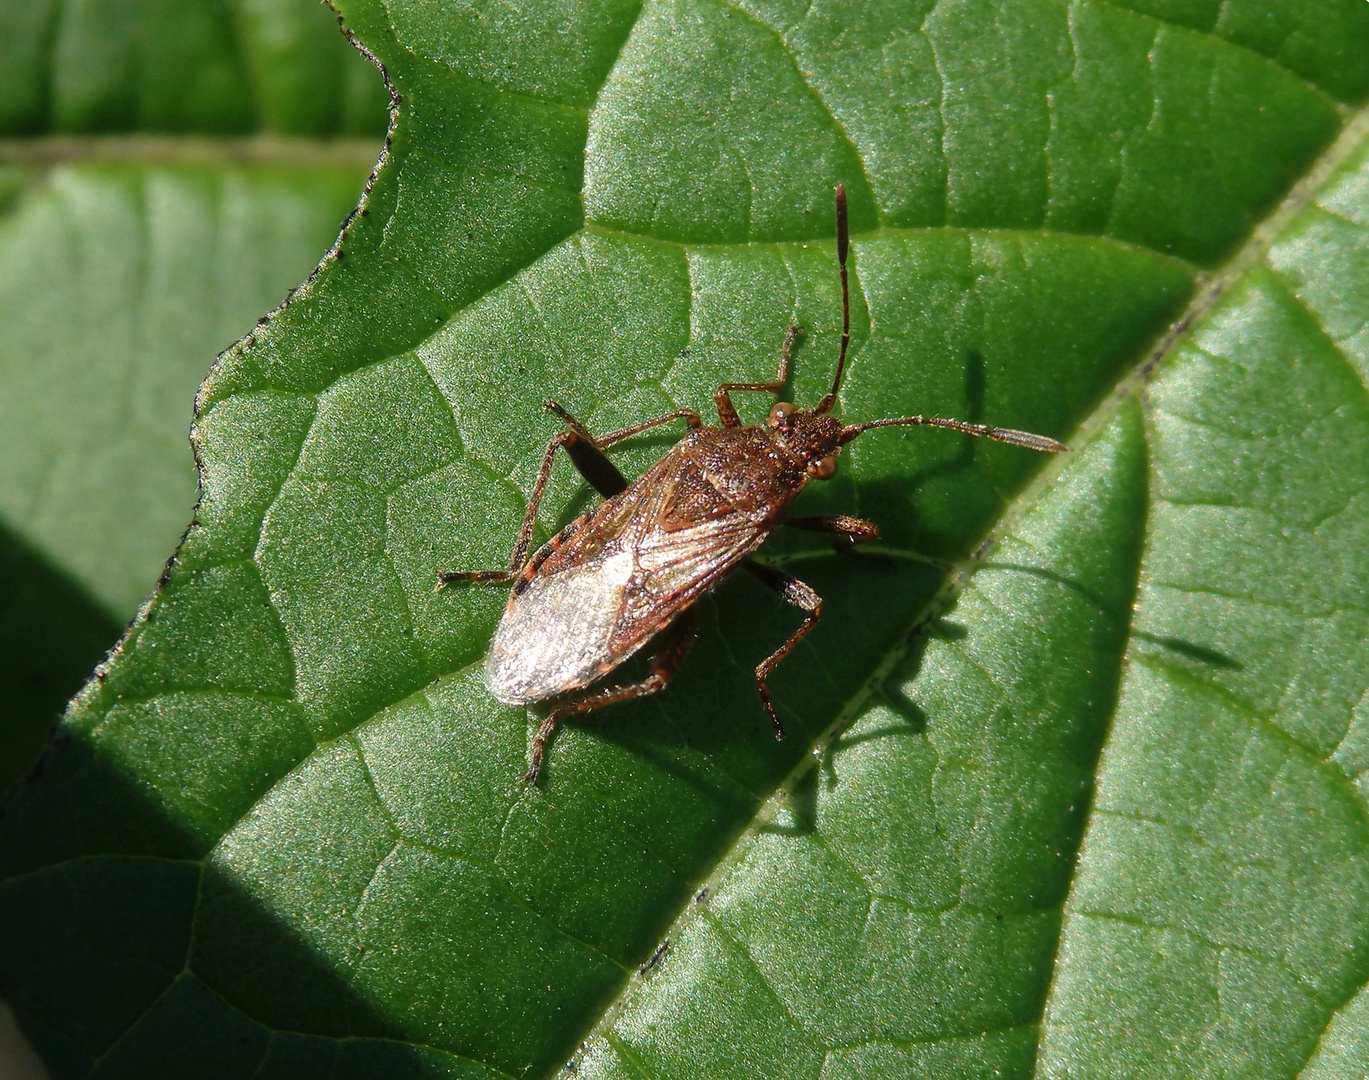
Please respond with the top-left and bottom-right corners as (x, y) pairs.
(714, 324), (800, 427)
(524, 610), (696, 784)
(783, 514), (880, 545)
(742, 560), (823, 739)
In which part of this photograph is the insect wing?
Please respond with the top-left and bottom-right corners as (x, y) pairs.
(486, 474), (672, 704)
(486, 556), (632, 704)
(610, 508), (765, 653)
(605, 452), (769, 653)
(486, 450), (766, 703)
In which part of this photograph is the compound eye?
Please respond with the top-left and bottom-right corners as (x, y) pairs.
(769, 401), (797, 429)
(812, 453), (838, 480)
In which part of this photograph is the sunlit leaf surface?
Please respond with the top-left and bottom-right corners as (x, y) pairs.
(2, 0), (1368, 1077)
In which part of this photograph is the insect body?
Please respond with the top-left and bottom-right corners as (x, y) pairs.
(440, 185), (1065, 784)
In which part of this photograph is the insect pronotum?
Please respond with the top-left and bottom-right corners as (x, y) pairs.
(440, 184), (1066, 784)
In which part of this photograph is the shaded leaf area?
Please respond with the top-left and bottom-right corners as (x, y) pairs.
(0, 0), (387, 136)
(0, 527), (119, 795)
(1, 1), (1368, 1078)
(576, 128), (1369, 1080)
(0, 0), (386, 795)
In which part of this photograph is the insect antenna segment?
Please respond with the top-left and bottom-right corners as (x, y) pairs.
(840, 416), (1067, 453)
(818, 182), (1066, 455)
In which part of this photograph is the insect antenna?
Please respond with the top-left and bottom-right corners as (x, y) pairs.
(815, 182), (850, 415)
(839, 415), (1067, 453)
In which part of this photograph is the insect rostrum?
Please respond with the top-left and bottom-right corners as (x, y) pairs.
(440, 184), (1066, 784)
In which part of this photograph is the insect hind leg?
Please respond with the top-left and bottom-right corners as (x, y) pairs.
(592, 407), (703, 447)
(438, 402), (704, 592)
(436, 568), (514, 589)
(544, 401), (704, 492)
(742, 560), (822, 739)
(543, 400), (631, 500)
(524, 610), (696, 784)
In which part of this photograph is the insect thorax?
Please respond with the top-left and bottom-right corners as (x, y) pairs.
(683, 426), (810, 520)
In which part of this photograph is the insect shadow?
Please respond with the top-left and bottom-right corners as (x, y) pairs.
(900, 347), (987, 494)
(1131, 631), (1244, 670)
(984, 563), (1244, 671)
(758, 618), (946, 837)
(576, 557), (930, 799)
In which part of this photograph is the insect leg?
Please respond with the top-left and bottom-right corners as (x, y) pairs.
(594, 408), (704, 447)
(436, 569), (516, 587)
(439, 400), (660, 590)
(742, 560), (822, 739)
(783, 514), (880, 545)
(437, 412), (619, 590)
(714, 324), (800, 427)
(524, 609), (696, 784)
(785, 514), (893, 567)
(543, 400), (631, 499)
(543, 402), (702, 498)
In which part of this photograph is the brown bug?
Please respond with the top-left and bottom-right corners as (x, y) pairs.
(440, 184), (1065, 783)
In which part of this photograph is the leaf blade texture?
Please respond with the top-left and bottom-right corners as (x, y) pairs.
(1, 0), (1368, 1077)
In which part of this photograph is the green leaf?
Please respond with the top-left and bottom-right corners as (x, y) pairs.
(4, 1), (1369, 1078)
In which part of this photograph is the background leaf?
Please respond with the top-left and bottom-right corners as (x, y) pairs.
(0, 0), (386, 792)
(3, 1), (1369, 1078)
